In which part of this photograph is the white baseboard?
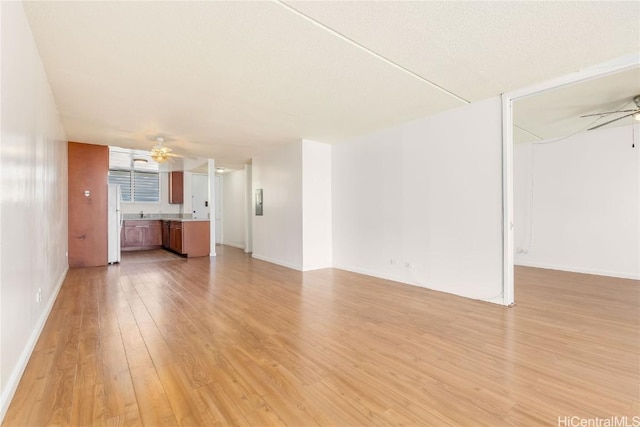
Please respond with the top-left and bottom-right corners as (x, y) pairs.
(222, 242), (245, 250)
(302, 261), (333, 272)
(515, 260), (640, 280)
(0, 266), (68, 423)
(332, 263), (404, 284)
(251, 253), (302, 271)
(333, 264), (506, 305)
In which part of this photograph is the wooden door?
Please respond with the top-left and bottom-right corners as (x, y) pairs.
(68, 142), (109, 267)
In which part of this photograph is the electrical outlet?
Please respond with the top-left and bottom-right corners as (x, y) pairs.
(390, 259), (397, 265)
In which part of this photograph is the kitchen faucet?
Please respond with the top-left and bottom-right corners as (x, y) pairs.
(140, 210), (144, 218)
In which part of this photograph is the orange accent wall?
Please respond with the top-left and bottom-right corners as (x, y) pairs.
(68, 142), (108, 267)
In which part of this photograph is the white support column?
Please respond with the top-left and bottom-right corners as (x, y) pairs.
(244, 164), (253, 253)
(502, 94), (515, 307)
(208, 159), (216, 257)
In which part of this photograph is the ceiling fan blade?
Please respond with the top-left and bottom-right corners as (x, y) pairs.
(588, 112), (638, 131)
(580, 109), (638, 118)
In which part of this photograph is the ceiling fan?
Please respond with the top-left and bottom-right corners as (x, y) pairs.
(149, 137), (183, 163)
(580, 94), (640, 131)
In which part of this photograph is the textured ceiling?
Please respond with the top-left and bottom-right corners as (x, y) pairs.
(286, 1), (639, 101)
(23, 1), (640, 169)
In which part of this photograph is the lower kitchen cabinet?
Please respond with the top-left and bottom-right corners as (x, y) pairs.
(166, 220), (209, 257)
(122, 223), (144, 248)
(121, 220), (163, 251)
(147, 221), (162, 246)
(182, 221), (210, 257)
(162, 220), (170, 248)
(123, 219), (209, 257)
(169, 221), (183, 254)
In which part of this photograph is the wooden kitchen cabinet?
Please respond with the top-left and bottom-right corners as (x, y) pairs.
(182, 221), (210, 257)
(166, 220), (209, 257)
(169, 171), (183, 204)
(169, 221), (183, 254)
(121, 220), (163, 251)
(123, 219), (208, 256)
(147, 221), (162, 246)
(122, 222), (144, 248)
(162, 221), (170, 248)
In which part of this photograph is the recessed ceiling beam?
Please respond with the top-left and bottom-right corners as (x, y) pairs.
(273, 0), (470, 105)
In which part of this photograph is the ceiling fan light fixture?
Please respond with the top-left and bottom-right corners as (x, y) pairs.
(634, 112), (640, 121)
(151, 154), (169, 163)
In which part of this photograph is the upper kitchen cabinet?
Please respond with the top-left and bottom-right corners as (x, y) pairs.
(169, 171), (183, 204)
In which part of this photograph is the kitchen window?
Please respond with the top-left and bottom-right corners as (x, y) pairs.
(108, 147), (160, 203)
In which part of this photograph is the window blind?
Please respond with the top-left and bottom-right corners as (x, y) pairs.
(108, 146), (160, 203)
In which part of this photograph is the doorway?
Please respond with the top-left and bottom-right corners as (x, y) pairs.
(191, 173), (209, 220)
(501, 54), (640, 305)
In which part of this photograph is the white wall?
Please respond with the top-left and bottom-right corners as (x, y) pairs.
(0, 2), (69, 420)
(252, 142), (303, 270)
(514, 124), (640, 279)
(222, 169), (246, 249)
(332, 97), (504, 302)
(252, 140), (334, 271)
(302, 140), (332, 270)
(184, 171), (197, 219)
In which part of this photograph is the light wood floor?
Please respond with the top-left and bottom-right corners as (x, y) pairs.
(4, 247), (639, 426)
